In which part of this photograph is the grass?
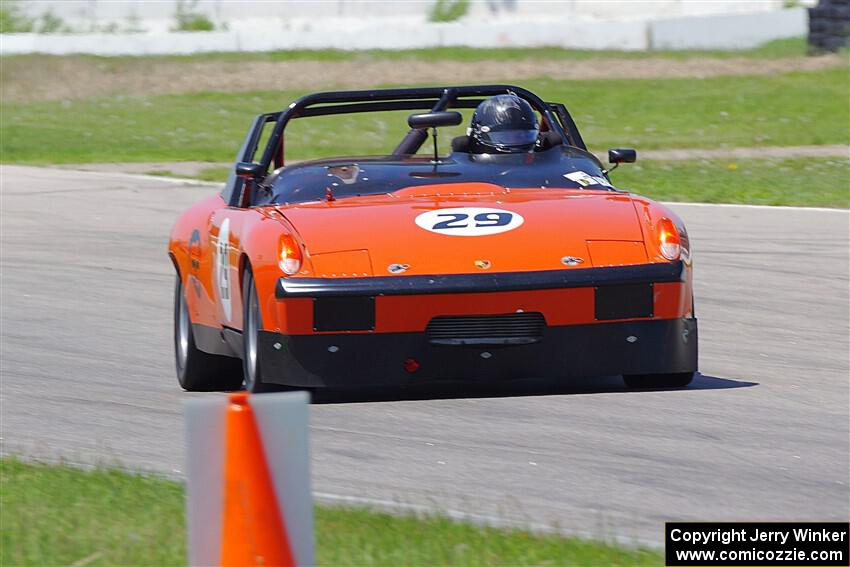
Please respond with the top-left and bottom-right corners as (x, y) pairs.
(317, 506), (658, 567)
(614, 157), (850, 208)
(428, 0), (470, 23)
(2, 68), (848, 166)
(172, 0), (216, 32)
(189, 165), (230, 182)
(186, 36), (813, 60)
(1, 458), (185, 566)
(167, 157), (850, 209)
(1, 458), (660, 566)
(144, 168), (180, 178)
(0, 37), (813, 66)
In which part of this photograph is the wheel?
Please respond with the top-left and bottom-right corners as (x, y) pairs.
(174, 275), (243, 391)
(242, 269), (278, 393)
(623, 372), (695, 389)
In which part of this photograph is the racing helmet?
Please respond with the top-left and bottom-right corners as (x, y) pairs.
(468, 94), (540, 154)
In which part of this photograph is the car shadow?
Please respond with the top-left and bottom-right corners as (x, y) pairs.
(309, 372), (758, 404)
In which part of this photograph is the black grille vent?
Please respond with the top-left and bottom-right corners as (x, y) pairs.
(594, 283), (653, 321)
(427, 312), (546, 345)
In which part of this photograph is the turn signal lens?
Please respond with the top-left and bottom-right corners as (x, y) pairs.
(658, 217), (681, 261)
(279, 233), (302, 275)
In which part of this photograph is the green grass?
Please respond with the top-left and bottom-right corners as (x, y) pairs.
(614, 157), (850, 208)
(316, 506), (659, 566)
(1, 458), (185, 566)
(190, 165), (230, 182)
(144, 168), (180, 177)
(2, 68), (847, 166)
(1, 458), (660, 566)
(224, 36), (809, 60)
(0, 37), (812, 66)
(169, 157), (850, 209)
(428, 0), (470, 23)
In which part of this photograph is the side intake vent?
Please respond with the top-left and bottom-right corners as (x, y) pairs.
(427, 312), (546, 346)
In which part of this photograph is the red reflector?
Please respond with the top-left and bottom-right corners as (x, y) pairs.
(403, 358), (420, 373)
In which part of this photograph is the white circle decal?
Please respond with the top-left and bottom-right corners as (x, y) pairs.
(415, 207), (524, 236)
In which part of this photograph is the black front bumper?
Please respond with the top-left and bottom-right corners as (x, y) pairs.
(277, 261), (685, 298)
(258, 317), (698, 388)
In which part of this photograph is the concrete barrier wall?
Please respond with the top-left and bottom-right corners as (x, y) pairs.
(651, 8), (809, 50)
(14, 0), (793, 30)
(0, 8), (808, 56)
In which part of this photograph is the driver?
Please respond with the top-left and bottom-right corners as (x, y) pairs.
(468, 94), (540, 154)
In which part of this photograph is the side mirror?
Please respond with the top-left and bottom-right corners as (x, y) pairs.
(608, 148), (637, 164)
(408, 111), (463, 130)
(235, 161), (264, 179)
(235, 162), (264, 208)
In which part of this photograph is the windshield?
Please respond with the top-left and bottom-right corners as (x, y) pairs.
(260, 145), (616, 206)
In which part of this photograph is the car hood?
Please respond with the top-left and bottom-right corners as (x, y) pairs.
(275, 183), (647, 276)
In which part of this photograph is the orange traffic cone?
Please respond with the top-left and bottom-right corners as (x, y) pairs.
(219, 392), (296, 567)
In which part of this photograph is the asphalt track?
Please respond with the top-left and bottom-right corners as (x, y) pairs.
(2, 165), (848, 545)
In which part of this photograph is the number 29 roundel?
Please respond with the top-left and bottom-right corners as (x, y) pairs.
(415, 207), (524, 236)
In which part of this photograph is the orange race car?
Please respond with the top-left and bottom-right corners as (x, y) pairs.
(168, 85), (697, 393)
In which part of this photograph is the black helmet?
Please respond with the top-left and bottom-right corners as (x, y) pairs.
(468, 94), (540, 154)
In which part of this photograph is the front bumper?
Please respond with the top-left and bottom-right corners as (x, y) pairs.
(269, 261), (691, 336)
(258, 317), (698, 388)
(276, 261), (685, 298)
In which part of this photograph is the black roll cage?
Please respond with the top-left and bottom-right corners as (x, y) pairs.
(240, 85), (587, 175)
(224, 85), (590, 207)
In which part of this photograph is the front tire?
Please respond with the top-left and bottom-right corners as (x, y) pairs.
(242, 269), (277, 393)
(623, 372), (695, 389)
(174, 275), (243, 391)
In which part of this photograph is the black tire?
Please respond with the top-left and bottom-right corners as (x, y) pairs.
(623, 372), (695, 389)
(242, 269), (278, 393)
(174, 275), (243, 391)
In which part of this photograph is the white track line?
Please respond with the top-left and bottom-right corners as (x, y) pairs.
(80, 170), (221, 187)
(0, 451), (660, 547)
(313, 490), (661, 548)
(125, 171), (848, 213)
(16, 166), (850, 213)
(661, 201), (848, 213)
(130, 171), (849, 213)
